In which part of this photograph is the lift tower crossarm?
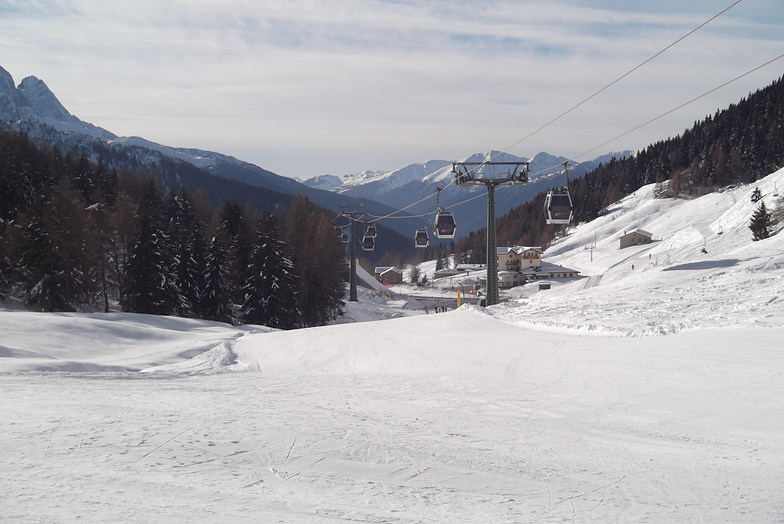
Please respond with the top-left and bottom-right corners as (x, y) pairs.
(451, 161), (530, 307)
(452, 161), (529, 187)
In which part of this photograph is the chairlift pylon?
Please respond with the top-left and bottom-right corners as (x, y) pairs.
(544, 161), (574, 225)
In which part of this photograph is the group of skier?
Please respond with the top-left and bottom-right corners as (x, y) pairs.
(424, 306), (448, 314)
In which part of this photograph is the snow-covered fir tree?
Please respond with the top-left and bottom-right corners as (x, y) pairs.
(200, 235), (234, 324)
(239, 214), (299, 329)
(125, 179), (179, 315)
(165, 190), (207, 317)
(749, 201), (772, 241)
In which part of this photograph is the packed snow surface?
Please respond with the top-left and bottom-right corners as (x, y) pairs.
(2, 170), (784, 523)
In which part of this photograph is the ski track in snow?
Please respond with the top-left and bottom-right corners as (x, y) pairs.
(2, 173), (784, 522)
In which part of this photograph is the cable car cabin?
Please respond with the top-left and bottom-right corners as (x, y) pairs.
(433, 210), (456, 239)
(361, 235), (375, 251)
(341, 232), (350, 243)
(414, 228), (429, 248)
(544, 190), (573, 225)
(365, 222), (377, 238)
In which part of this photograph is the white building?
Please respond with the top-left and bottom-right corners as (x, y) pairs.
(496, 246), (580, 288)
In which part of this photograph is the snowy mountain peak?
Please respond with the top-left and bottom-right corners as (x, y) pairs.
(0, 67), (115, 141)
(303, 174), (344, 191)
(17, 75), (77, 123)
(0, 66), (17, 99)
(0, 66), (28, 120)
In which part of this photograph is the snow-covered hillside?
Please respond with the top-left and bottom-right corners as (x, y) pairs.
(2, 169), (783, 522)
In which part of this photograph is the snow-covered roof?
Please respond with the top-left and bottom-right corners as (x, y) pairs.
(379, 267), (402, 275)
(521, 263), (580, 275)
(456, 264), (484, 271)
(497, 246), (543, 255)
(620, 228), (652, 239)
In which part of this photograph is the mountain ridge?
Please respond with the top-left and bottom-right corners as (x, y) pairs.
(0, 64), (629, 241)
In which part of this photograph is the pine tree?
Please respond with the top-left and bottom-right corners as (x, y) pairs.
(19, 199), (65, 311)
(240, 214), (299, 329)
(72, 154), (96, 204)
(19, 184), (95, 311)
(201, 236), (234, 324)
(165, 190), (205, 317)
(749, 201), (771, 241)
(283, 196), (345, 327)
(0, 219), (13, 299)
(219, 201), (254, 303)
(125, 179), (179, 315)
(751, 187), (763, 203)
(409, 264), (420, 284)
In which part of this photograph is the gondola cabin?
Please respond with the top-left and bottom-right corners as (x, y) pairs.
(433, 210), (456, 239)
(414, 228), (429, 248)
(544, 190), (573, 225)
(361, 234), (375, 251)
(341, 231), (350, 243)
(365, 222), (378, 238)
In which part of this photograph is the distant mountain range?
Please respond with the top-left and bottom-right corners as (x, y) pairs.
(0, 65), (629, 243)
(302, 150), (632, 236)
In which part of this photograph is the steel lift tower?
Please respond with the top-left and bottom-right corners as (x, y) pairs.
(337, 206), (370, 302)
(452, 161), (530, 306)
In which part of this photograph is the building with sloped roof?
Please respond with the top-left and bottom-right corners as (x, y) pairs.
(496, 246), (580, 288)
(619, 229), (653, 249)
(374, 266), (403, 285)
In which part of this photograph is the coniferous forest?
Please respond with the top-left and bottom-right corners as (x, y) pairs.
(0, 131), (346, 328)
(457, 74), (784, 258)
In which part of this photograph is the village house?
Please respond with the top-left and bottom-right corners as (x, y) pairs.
(496, 246), (580, 288)
(619, 229), (653, 249)
(373, 266), (403, 285)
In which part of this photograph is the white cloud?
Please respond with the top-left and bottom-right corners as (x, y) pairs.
(1, 0), (782, 175)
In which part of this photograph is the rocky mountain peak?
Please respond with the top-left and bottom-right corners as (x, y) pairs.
(0, 66), (27, 119)
(18, 75), (77, 123)
(0, 67), (78, 124)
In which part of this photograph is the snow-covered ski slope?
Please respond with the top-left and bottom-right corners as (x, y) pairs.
(1, 169), (783, 523)
(503, 167), (784, 336)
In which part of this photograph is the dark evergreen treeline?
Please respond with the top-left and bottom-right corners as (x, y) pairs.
(456, 74), (784, 255)
(5, 119), (418, 265)
(0, 130), (345, 328)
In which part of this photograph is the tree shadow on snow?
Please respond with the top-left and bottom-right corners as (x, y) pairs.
(662, 259), (740, 271)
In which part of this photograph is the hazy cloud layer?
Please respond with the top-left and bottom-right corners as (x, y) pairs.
(1, 0), (782, 177)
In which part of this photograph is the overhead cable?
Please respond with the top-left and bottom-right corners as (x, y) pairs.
(495, 0), (744, 159)
(570, 52), (784, 161)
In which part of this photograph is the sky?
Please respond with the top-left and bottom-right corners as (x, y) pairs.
(2, 169), (784, 521)
(1, 0), (783, 178)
